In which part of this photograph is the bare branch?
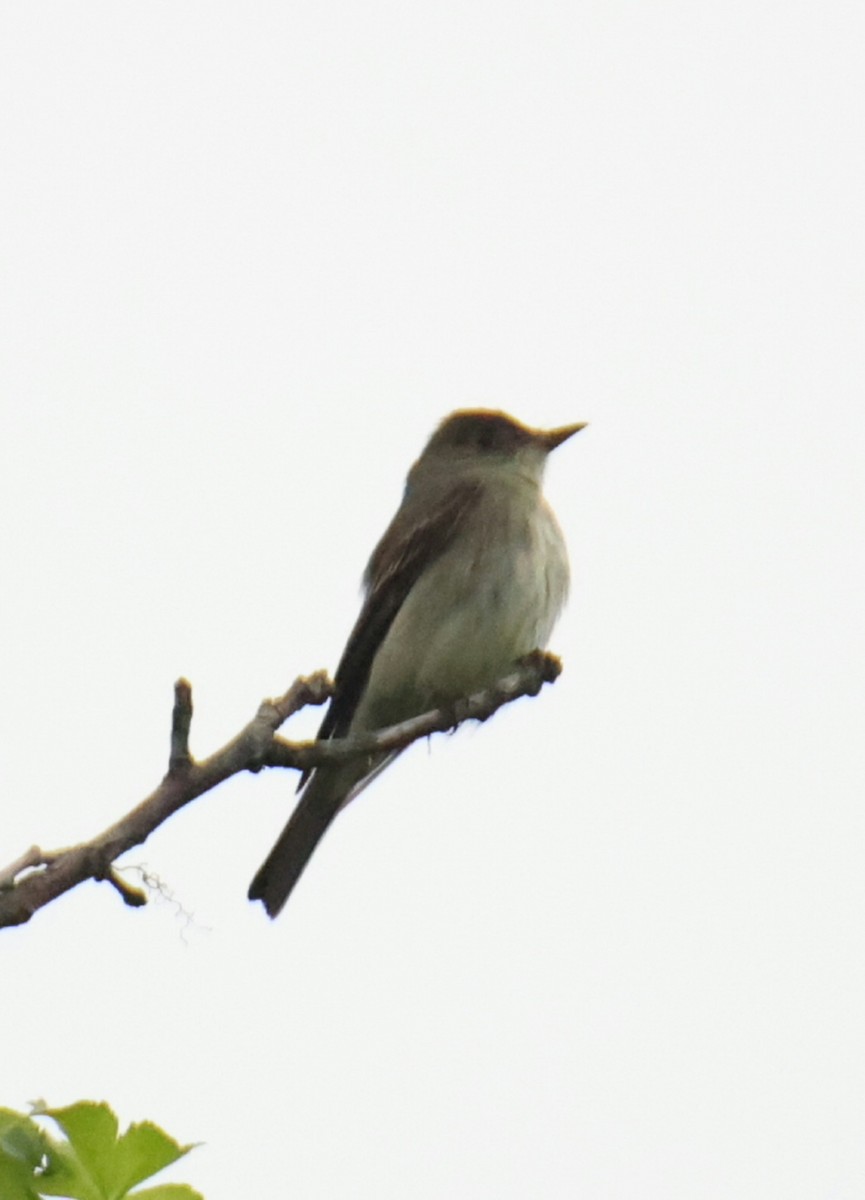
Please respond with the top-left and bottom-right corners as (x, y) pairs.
(100, 866), (148, 908)
(0, 845), (44, 891)
(0, 653), (562, 929)
(267, 650), (562, 771)
(169, 678), (193, 770)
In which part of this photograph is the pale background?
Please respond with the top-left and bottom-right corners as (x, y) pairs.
(2, 3), (863, 1197)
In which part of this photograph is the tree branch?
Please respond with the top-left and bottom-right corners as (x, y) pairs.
(0, 652), (562, 929)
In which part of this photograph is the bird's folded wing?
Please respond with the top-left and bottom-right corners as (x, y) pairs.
(300, 478), (483, 782)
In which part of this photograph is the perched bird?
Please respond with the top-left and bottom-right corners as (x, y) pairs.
(249, 409), (585, 916)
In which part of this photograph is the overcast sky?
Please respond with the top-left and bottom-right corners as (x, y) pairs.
(2, 3), (864, 1197)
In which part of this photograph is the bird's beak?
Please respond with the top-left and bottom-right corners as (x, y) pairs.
(541, 421), (588, 451)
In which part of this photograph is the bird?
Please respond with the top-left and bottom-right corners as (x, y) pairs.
(248, 408), (585, 916)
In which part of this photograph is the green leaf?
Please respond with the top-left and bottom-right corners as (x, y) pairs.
(33, 1103), (113, 1199)
(126, 1186), (204, 1200)
(0, 1107), (48, 1168)
(0, 1108), (48, 1200)
(30, 1103), (198, 1200)
(0, 1161), (40, 1200)
(107, 1121), (195, 1195)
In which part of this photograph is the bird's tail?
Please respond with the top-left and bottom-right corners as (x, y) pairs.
(248, 767), (351, 917)
(249, 748), (403, 917)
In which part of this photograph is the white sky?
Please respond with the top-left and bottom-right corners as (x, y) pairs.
(2, 3), (864, 1197)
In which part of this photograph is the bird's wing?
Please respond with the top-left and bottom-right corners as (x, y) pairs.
(301, 477), (483, 782)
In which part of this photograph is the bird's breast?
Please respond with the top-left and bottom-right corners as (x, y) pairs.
(357, 483), (569, 730)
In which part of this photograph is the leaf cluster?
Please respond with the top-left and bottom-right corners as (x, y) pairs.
(0, 1102), (201, 1200)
